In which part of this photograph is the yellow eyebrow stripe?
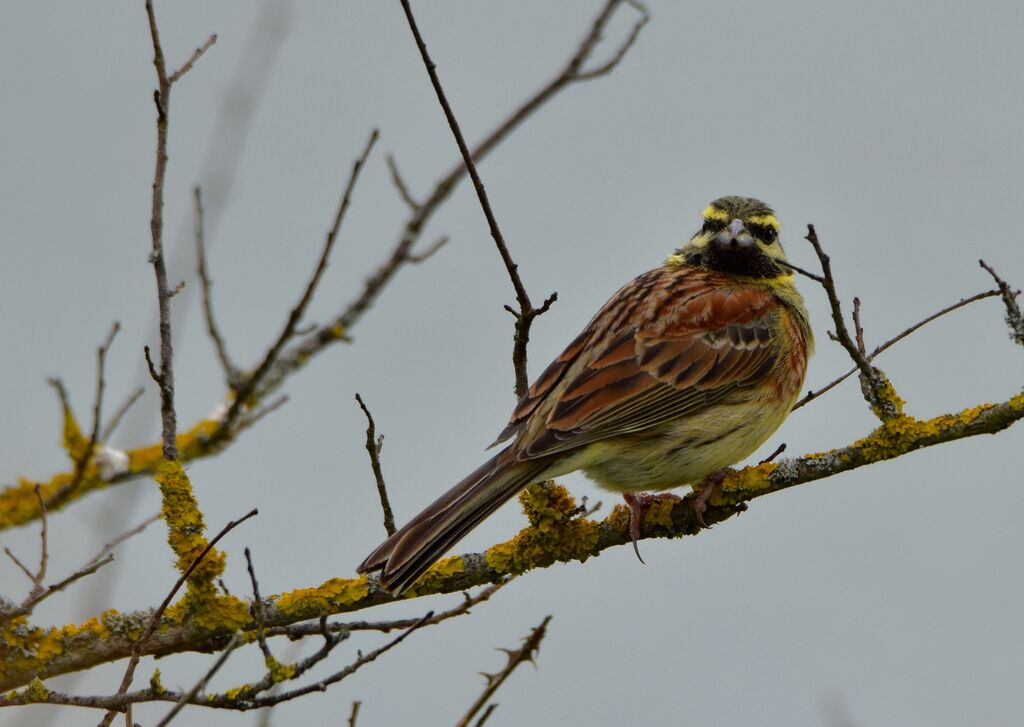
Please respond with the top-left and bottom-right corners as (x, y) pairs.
(702, 205), (730, 223)
(746, 213), (780, 231)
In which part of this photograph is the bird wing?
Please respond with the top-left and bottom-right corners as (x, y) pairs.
(510, 269), (783, 459)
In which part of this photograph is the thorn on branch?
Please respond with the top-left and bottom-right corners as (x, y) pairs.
(455, 615), (553, 727)
(355, 393), (396, 536)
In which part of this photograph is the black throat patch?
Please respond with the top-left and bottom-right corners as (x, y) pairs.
(686, 245), (784, 279)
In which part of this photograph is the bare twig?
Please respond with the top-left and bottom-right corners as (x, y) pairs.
(759, 442), (787, 465)
(348, 700), (362, 727)
(475, 704), (499, 727)
(0, 555), (114, 625)
(86, 513), (162, 568)
(406, 235), (449, 263)
(572, 1), (650, 81)
(219, 129), (379, 434)
(44, 323), (122, 512)
(792, 288), (1005, 411)
(386, 154), (419, 210)
(803, 225), (900, 420)
(194, 185), (238, 384)
(455, 615), (552, 727)
(398, 0), (562, 397)
(355, 393), (396, 536)
(29, 485), (48, 601)
(852, 297), (866, 354)
(168, 33), (218, 84)
(98, 508), (258, 727)
(244, 547), (273, 662)
(3, 545), (35, 583)
(979, 259), (1024, 347)
(155, 632), (241, 727)
(100, 387), (145, 441)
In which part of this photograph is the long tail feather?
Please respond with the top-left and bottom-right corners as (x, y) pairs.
(357, 447), (547, 594)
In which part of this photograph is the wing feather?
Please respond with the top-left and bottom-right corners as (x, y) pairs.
(512, 269), (784, 460)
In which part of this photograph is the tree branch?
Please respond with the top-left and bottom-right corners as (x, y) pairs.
(355, 394), (396, 537)
(397, 0), (559, 397)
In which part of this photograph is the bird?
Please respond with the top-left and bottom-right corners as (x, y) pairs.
(358, 196), (813, 594)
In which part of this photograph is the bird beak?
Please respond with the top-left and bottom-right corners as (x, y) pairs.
(717, 218), (755, 248)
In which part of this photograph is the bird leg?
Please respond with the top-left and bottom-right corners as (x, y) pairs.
(691, 468), (733, 528)
(622, 492), (681, 563)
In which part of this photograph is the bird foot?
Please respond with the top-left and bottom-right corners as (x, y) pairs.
(622, 492), (681, 563)
(692, 468), (733, 528)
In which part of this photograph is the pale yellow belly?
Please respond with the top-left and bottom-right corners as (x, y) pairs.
(543, 394), (792, 493)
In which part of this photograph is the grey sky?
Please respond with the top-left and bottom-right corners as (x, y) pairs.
(2, 1), (1023, 725)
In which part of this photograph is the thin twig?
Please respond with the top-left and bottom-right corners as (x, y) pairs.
(386, 154), (419, 210)
(168, 33), (218, 84)
(101, 387), (145, 441)
(0, 555), (114, 625)
(86, 513), (162, 568)
(355, 393), (396, 536)
(572, 2), (649, 81)
(406, 235), (449, 263)
(49, 322), (121, 511)
(155, 632), (240, 727)
(979, 259), (1024, 347)
(98, 508), (258, 727)
(397, 0), (559, 397)
(219, 129), (379, 434)
(475, 704), (499, 727)
(29, 484), (48, 601)
(348, 700), (362, 727)
(803, 225), (900, 419)
(792, 288), (1004, 410)
(194, 185), (238, 383)
(3, 546), (35, 583)
(455, 615), (552, 727)
(244, 547), (273, 662)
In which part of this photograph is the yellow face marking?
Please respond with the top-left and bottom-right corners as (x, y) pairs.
(746, 213), (780, 232)
(702, 205), (730, 223)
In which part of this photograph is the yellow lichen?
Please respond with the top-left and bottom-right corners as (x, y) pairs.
(403, 556), (465, 597)
(273, 576), (370, 620)
(129, 419), (219, 474)
(484, 484), (601, 576)
(154, 459), (224, 601)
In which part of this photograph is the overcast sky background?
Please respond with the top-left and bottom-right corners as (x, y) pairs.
(2, 2), (1023, 725)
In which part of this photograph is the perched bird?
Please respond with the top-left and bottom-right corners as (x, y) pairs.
(358, 196), (813, 593)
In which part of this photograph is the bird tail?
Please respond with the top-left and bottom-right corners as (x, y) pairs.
(356, 447), (547, 594)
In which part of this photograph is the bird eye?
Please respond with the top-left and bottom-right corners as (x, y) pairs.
(750, 224), (777, 244)
(701, 219), (720, 234)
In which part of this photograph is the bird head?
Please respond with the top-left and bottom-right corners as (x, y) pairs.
(671, 196), (791, 280)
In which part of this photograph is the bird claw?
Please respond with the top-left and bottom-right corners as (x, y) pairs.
(622, 492), (681, 563)
(691, 468), (732, 529)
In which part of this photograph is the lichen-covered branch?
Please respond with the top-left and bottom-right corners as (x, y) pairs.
(3, 385), (1021, 693)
